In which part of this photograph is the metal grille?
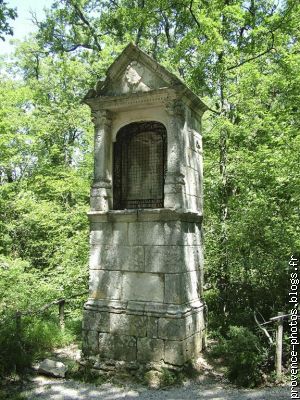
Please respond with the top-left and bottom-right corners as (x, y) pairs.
(113, 122), (167, 210)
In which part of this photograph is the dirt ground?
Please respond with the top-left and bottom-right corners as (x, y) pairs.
(21, 375), (290, 400)
(6, 345), (290, 400)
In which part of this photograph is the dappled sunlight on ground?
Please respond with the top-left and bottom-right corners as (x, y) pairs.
(21, 376), (289, 400)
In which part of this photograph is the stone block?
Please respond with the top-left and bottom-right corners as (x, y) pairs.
(190, 311), (204, 334)
(185, 332), (202, 358)
(164, 189), (186, 210)
(180, 222), (202, 246)
(144, 245), (202, 273)
(164, 340), (186, 365)
(137, 338), (164, 362)
(90, 222), (111, 244)
(38, 359), (68, 378)
(90, 222), (128, 245)
(136, 209), (177, 222)
(99, 333), (137, 362)
(185, 270), (201, 302)
(164, 270), (201, 304)
(89, 270), (122, 300)
(128, 221), (183, 246)
(158, 310), (204, 340)
(158, 317), (188, 340)
(144, 302), (170, 316)
(146, 317), (158, 338)
(82, 330), (99, 355)
(84, 298), (126, 311)
(158, 318), (185, 340)
(107, 210), (138, 222)
(128, 220), (202, 247)
(110, 313), (147, 337)
(186, 147), (202, 173)
(114, 334), (137, 362)
(109, 222), (128, 243)
(158, 313), (201, 340)
(187, 129), (202, 154)
(184, 193), (202, 214)
(164, 273), (185, 304)
(128, 222), (159, 246)
(88, 211), (108, 223)
(90, 245), (144, 272)
(127, 301), (146, 314)
(90, 190), (112, 212)
(122, 272), (164, 302)
(144, 245), (182, 273)
(185, 168), (201, 197)
(82, 310), (110, 332)
(186, 245), (204, 273)
(98, 333), (114, 359)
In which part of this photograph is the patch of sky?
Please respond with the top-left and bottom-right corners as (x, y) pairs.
(0, 0), (51, 56)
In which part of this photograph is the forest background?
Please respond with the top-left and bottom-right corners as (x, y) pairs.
(0, 0), (299, 388)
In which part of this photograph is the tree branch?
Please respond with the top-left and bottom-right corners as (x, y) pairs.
(227, 32), (275, 71)
(135, 0), (145, 45)
(189, 0), (200, 28)
(254, 312), (274, 345)
(227, 2), (296, 71)
(62, 43), (95, 52)
(162, 12), (173, 48)
(67, 0), (102, 52)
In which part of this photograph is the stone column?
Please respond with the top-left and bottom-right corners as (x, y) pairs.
(164, 100), (186, 209)
(90, 109), (112, 211)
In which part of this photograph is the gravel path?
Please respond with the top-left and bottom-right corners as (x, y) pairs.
(22, 376), (290, 400)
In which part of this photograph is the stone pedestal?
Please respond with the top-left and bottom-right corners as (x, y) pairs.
(82, 43), (207, 367)
(83, 209), (205, 365)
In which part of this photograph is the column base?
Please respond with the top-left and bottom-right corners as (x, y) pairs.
(82, 301), (205, 367)
(90, 186), (112, 211)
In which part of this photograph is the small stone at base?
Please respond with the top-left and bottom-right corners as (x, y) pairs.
(38, 359), (68, 378)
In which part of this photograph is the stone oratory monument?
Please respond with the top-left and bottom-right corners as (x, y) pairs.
(82, 43), (207, 367)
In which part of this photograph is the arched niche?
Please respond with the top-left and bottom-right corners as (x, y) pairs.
(113, 121), (167, 209)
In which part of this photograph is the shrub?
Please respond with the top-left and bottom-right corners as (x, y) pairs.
(214, 326), (265, 387)
(0, 256), (80, 377)
(0, 313), (76, 377)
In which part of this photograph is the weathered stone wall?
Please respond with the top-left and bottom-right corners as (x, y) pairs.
(83, 309), (204, 365)
(83, 209), (205, 366)
(182, 106), (203, 214)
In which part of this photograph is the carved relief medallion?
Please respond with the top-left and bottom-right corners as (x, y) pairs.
(125, 61), (144, 89)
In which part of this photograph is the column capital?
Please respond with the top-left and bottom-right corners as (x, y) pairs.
(91, 109), (112, 129)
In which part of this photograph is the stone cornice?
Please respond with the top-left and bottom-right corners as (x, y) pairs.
(84, 298), (205, 319)
(84, 87), (207, 119)
(87, 208), (203, 223)
(84, 87), (177, 111)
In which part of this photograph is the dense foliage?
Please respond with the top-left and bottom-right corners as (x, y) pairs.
(211, 325), (265, 387)
(0, 0), (299, 385)
(0, 0), (17, 41)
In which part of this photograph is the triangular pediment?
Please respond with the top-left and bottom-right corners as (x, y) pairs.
(103, 59), (169, 96)
(83, 43), (208, 115)
(88, 43), (184, 98)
